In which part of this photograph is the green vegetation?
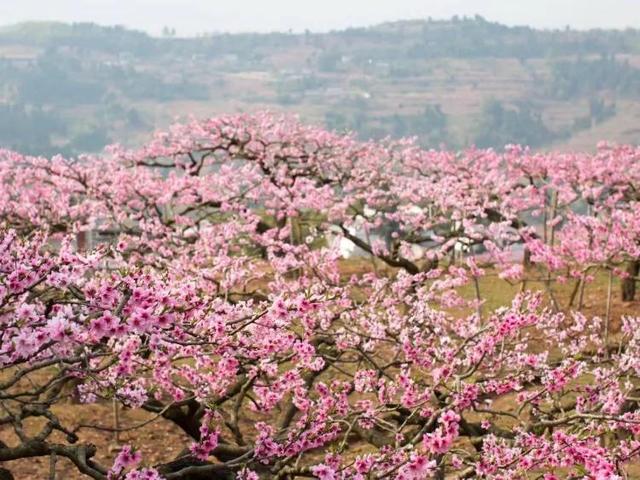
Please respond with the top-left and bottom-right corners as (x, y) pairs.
(475, 100), (561, 149)
(0, 104), (66, 156)
(549, 55), (640, 99)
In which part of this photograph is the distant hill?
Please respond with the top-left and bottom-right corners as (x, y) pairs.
(0, 17), (639, 156)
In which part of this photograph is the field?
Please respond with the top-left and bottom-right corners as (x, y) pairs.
(102, 55), (640, 151)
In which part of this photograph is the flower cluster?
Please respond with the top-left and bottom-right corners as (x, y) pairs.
(1, 114), (640, 479)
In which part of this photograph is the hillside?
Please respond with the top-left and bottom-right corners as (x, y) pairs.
(0, 16), (639, 156)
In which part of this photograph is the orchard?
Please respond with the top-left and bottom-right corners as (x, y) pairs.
(1, 113), (640, 479)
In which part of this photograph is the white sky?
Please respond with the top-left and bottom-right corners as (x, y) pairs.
(0, 0), (638, 35)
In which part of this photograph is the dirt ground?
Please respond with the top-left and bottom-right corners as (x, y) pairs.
(1, 403), (190, 479)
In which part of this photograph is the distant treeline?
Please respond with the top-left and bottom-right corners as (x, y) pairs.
(549, 55), (640, 99)
(0, 17), (639, 155)
(1, 16), (639, 61)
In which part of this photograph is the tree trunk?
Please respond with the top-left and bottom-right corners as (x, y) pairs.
(622, 260), (640, 302)
(0, 468), (14, 480)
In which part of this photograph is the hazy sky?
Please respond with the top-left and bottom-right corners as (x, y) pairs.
(0, 0), (638, 35)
